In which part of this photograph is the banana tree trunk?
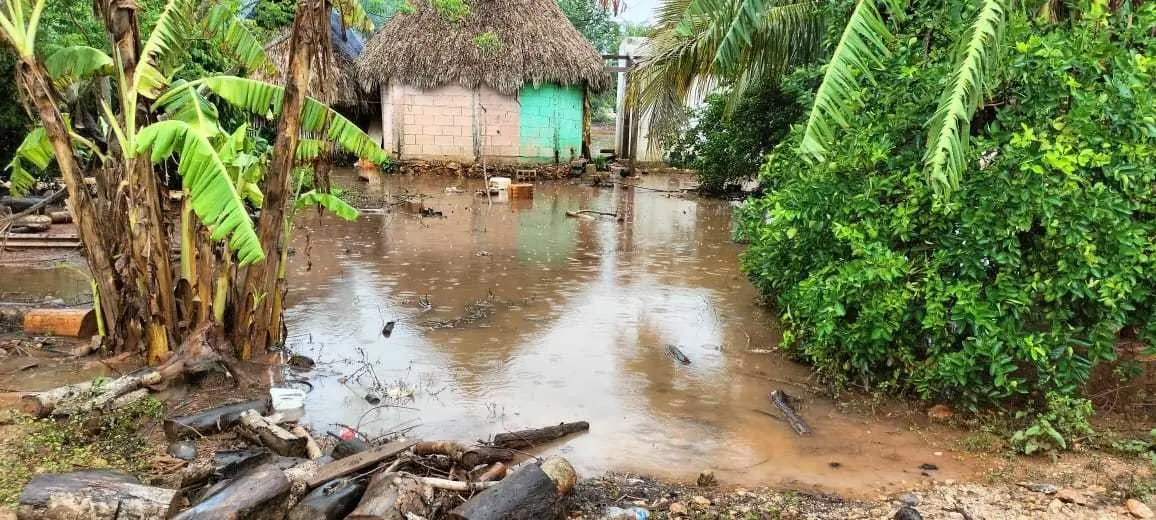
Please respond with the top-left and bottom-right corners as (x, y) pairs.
(15, 59), (123, 333)
(234, 0), (323, 359)
(125, 157), (176, 363)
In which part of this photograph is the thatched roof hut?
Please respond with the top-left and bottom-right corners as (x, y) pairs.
(356, 0), (610, 94)
(253, 30), (363, 108)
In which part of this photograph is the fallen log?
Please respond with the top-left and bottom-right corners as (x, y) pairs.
(172, 464), (290, 520)
(214, 448), (274, 479)
(48, 211), (71, 224)
(769, 390), (811, 435)
(291, 425), (324, 459)
(346, 473), (429, 520)
(0, 195), (47, 213)
(21, 367), (163, 417)
(22, 308), (97, 338)
(11, 215), (51, 232)
(491, 421), (590, 449)
(565, 209), (617, 218)
(412, 441), (515, 469)
(164, 399), (271, 441)
(448, 457), (576, 520)
(306, 440), (417, 489)
(18, 470), (179, 520)
(237, 409), (307, 457)
(287, 478), (367, 520)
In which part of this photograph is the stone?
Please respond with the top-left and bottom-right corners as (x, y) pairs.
(927, 404), (953, 421)
(697, 470), (717, 487)
(668, 502), (688, 516)
(167, 440), (196, 461)
(1055, 488), (1086, 505)
(1047, 499), (1064, 515)
(901, 493), (919, 507)
(691, 496), (711, 507)
(945, 513), (965, 520)
(1127, 499), (1155, 518)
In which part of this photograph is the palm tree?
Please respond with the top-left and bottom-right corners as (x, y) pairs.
(0, 0), (385, 360)
(632, 0), (1008, 194)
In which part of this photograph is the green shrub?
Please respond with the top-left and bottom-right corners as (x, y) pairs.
(664, 80), (802, 194)
(737, 2), (1156, 433)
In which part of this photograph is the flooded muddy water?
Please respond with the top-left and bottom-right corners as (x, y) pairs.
(284, 170), (976, 496)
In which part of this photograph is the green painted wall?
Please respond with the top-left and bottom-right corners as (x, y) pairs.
(517, 83), (583, 162)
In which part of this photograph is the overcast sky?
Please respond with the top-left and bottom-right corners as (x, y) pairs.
(616, 0), (658, 24)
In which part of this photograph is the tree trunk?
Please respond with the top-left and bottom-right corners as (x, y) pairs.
(163, 399), (271, 441)
(346, 473), (429, 520)
(171, 464), (290, 520)
(448, 459), (575, 520)
(14, 59), (122, 338)
(235, 0), (323, 358)
(491, 421), (590, 449)
(288, 478), (367, 520)
(18, 470), (178, 520)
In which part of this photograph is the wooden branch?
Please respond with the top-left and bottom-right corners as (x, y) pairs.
(769, 390), (811, 435)
(565, 209), (617, 218)
(237, 409), (307, 457)
(492, 422), (589, 449)
(291, 426), (324, 459)
(18, 470), (179, 520)
(306, 440), (416, 489)
(22, 368), (163, 417)
(666, 345), (691, 365)
(403, 474), (498, 492)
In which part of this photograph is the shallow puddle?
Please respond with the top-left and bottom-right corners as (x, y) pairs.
(285, 170), (977, 496)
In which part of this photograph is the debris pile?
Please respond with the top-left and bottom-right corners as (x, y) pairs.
(15, 373), (591, 520)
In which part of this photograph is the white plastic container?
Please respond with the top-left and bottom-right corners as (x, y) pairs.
(270, 387), (306, 412)
(489, 177), (512, 191)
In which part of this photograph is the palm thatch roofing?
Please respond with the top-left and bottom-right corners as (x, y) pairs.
(356, 0), (611, 95)
(253, 30), (363, 108)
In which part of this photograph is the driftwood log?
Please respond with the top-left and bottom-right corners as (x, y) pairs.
(164, 399), (271, 441)
(10, 215), (51, 232)
(22, 308), (96, 338)
(213, 448), (274, 479)
(448, 457), (576, 520)
(769, 390), (811, 435)
(491, 422), (589, 449)
(306, 440), (416, 489)
(413, 441), (516, 469)
(21, 367), (163, 417)
(24, 324), (226, 418)
(172, 464), (290, 520)
(666, 345), (691, 365)
(346, 473), (429, 520)
(287, 478), (367, 520)
(17, 470), (179, 520)
(237, 410), (307, 457)
(290, 426), (324, 459)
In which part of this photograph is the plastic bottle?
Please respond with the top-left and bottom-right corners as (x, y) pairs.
(602, 506), (649, 520)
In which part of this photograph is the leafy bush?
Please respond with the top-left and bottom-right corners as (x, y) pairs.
(737, 2), (1156, 431)
(664, 80), (802, 194)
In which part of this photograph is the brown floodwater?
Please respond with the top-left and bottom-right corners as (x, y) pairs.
(284, 170), (977, 496)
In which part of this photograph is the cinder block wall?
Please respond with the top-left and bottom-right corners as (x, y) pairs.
(380, 82), (582, 163)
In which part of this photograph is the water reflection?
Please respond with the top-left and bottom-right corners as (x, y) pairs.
(284, 171), (968, 495)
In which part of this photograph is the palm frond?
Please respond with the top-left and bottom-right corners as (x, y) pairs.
(331, 0), (376, 33)
(134, 0), (194, 99)
(203, 1), (276, 74)
(923, 0), (1006, 193)
(155, 80), (220, 136)
(295, 190), (359, 220)
(44, 46), (114, 88)
(136, 119), (265, 264)
(5, 127), (52, 197)
(634, 0), (821, 140)
(798, 0), (904, 161)
(193, 76), (389, 163)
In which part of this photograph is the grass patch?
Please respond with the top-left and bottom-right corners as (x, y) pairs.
(0, 397), (165, 505)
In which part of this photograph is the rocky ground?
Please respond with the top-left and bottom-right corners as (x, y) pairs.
(571, 458), (1156, 520)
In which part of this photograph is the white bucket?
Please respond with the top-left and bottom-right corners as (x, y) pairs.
(489, 177), (512, 191)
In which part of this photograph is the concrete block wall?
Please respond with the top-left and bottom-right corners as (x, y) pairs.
(380, 82), (582, 163)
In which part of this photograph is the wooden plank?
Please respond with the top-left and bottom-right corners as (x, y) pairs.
(1, 241), (81, 249)
(306, 440), (416, 489)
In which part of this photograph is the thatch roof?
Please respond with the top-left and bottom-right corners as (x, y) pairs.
(356, 0), (611, 95)
(253, 30), (363, 108)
